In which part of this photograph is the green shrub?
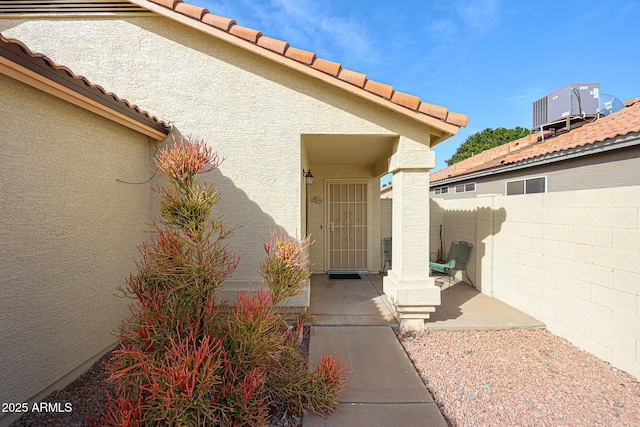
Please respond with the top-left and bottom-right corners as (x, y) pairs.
(104, 135), (348, 426)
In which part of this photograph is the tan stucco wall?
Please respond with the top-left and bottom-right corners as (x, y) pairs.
(0, 15), (445, 413)
(429, 197), (446, 261)
(0, 74), (153, 424)
(0, 16), (433, 286)
(431, 187), (640, 379)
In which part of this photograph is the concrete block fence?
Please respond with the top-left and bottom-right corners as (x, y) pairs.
(430, 186), (640, 379)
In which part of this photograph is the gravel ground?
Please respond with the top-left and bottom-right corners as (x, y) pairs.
(13, 328), (639, 426)
(10, 330), (309, 427)
(8, 350), (114, 427)
(397, 328), (640, 427)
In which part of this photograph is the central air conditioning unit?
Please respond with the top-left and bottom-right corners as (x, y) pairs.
(532, 83), (600, 129)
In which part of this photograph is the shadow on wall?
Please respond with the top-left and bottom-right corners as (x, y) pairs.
(430, 199), (506, 297)
(155, 131), (286, 284)
(209, 167), (287, 281)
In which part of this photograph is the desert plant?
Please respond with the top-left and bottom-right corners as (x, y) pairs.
(260, 228), (313, 304)
(104, 135), (347, 426)
(304, 354), (350, 414)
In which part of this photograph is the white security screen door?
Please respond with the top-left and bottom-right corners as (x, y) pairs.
(327, 182), (368, 271)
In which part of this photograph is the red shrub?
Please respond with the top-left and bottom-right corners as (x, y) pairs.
(105, 136), (347, 426)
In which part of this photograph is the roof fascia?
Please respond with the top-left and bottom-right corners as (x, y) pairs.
(430, 132), (640, 187)
(1, 12), (156, 18)
(0, 0), (152, 17)
(129, 0), (459, 139)
(0, 55), (168, 140)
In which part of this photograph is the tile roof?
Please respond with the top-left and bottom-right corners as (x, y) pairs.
(0, 32), (170, 137)
(141, 0), (468, 130)
(430, 98), (640, 183)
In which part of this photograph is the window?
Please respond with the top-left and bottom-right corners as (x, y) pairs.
(455, 182), (476, 193)
(506, 180), (524, 195)
(506, 177), (546, 195)
(434, 186), (449, 195)
(526, 177), (546, 193)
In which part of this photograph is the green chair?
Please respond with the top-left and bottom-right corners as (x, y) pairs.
(429, 240), (474, 288)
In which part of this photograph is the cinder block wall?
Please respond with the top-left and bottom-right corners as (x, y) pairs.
(432, 187), (640, 379)
(429, 197), (483, 289)
(381, 198), (392, 269)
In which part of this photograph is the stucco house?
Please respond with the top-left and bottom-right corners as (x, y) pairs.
(428, 98), (640, 379)
(0, 1), (467, 423)
(0, 33), (171, 427)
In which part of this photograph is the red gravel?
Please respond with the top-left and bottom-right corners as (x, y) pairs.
(397, 328), (640, 427)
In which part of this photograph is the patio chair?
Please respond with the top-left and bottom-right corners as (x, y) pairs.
(382, 237), (392, 273)
(429, 240), (474, 288)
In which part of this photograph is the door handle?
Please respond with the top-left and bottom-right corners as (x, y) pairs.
(328, 222), (334, 232)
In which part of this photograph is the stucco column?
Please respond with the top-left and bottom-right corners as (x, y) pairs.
(383, 136), (440, 331)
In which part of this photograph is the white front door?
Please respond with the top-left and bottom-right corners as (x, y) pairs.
(327, 182), (368, 271)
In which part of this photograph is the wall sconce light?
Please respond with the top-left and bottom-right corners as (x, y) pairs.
(303, 169), (314, 236)
(303, 169), (314, 186)
(311, 196), (322, 204)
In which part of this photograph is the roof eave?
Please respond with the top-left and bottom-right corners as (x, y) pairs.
(129, 0), (462, 139)
(430, 132), (640, 187)
(0, 55), (168, 140)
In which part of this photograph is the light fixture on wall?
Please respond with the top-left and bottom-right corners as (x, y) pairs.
(303, 169), (314, 236)
(303, 169), (314, 186)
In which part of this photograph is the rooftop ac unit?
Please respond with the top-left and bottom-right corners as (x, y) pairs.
(532, 83), (600, 129)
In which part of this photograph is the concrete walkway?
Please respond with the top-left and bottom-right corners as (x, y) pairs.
(303, 274), (446, 426)
(427, 274), (544, 330)
(306, 273), (397, 326)
(303, 273), (544, 426)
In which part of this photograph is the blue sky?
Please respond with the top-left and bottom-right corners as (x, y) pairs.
(192, 0), (640, 175)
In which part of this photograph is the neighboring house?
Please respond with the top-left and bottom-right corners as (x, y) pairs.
(381, 183), (394, 199)
(0, 1), (467, 422)
(429, 99), (640, 379)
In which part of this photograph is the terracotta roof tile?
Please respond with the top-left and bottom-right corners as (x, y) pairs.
(338, 68), (367, 88)
(624, 97), (640, 107)
(429, 133), (548, 182)
(257, 36), (289, 55)
(311, 58), (341, 76)
(363, 80), (394, 99)
(147, 0), (468, 130)
(418, 102), (448, 120)
(430, 100), (640, 183)
(0, 33), (170, 136)
(151, 0), (181, 8)
(228, 25), (262, 43)
(174, 2), (207, 20)
(285, 47), (316, 65)
(201, 13), (235, 31)
(390, 91), (420, 110)
(502, 104), (640, 165)
(445, 111), (469, 128)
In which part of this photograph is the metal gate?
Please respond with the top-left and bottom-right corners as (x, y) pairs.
(327, 182), (368, 271)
